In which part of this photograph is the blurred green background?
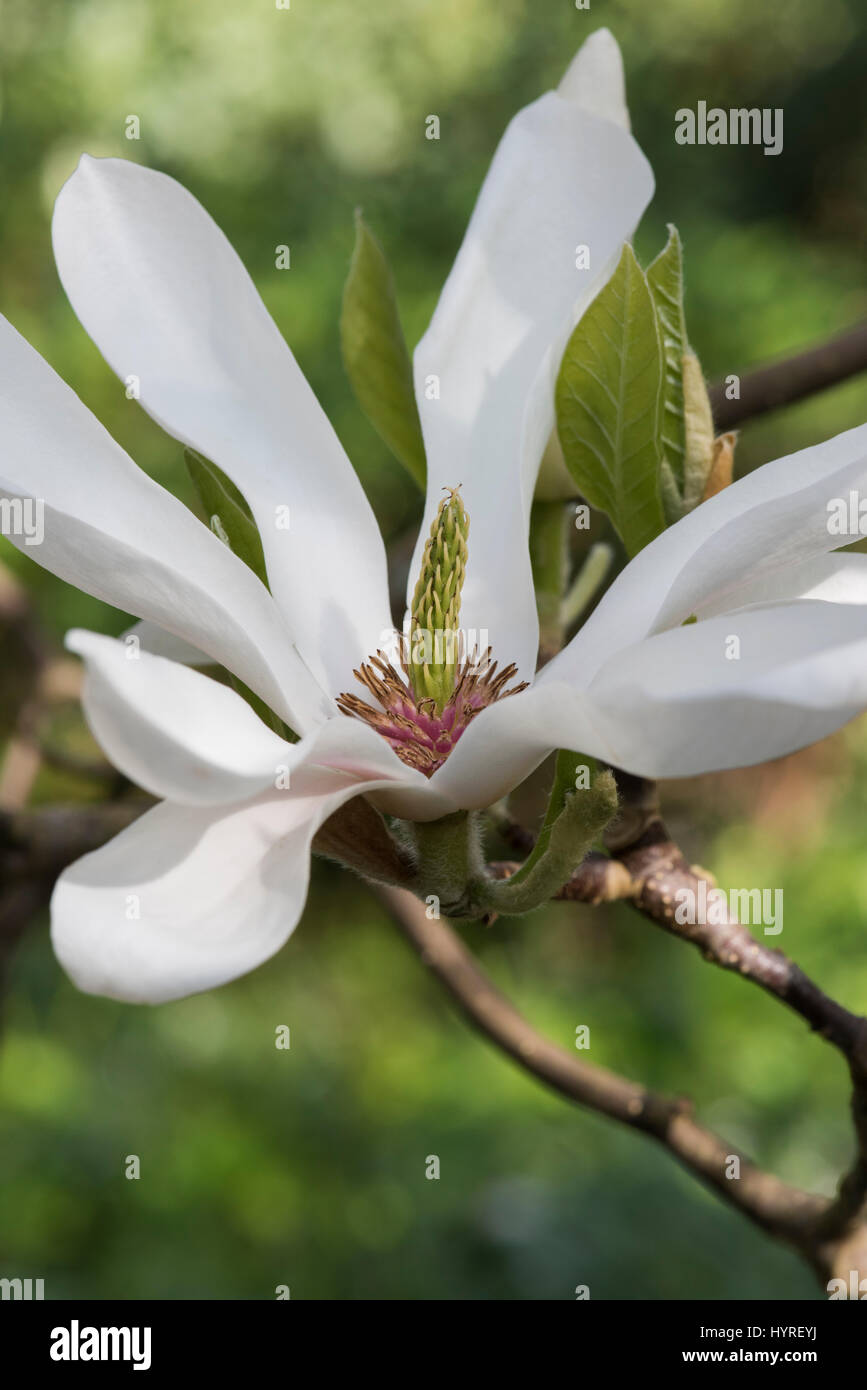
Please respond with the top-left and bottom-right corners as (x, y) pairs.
(1, 0), (867, 1299)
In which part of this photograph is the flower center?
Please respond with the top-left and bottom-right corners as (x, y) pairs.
(337, 648), (528, 777)
(336, 487), (528, 776)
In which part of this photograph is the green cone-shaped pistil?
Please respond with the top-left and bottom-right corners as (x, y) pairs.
(408, 487), (469, 712)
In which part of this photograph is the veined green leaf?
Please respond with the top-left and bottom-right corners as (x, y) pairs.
(647, 224), (687, 511)
(185, 448), (269, 590)
(341, 210), (426, 490)
(555, 243), (666, 557)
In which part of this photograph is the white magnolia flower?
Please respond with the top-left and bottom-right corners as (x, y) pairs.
(3, 30), (867, 1004)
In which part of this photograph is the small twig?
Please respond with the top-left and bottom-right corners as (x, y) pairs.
(600, 774), (867, 1081)
(493, 773), (867, 1085)
(709, 321), (867, 431)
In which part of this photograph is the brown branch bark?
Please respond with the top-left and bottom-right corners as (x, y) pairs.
(604, 773), (867, 1275)
(489, 771), (867, 1283)
(494, 778), (867, 1089)
(709, 320), (867, 431)
(600, 773), (867, 1075)
(375, 882), (826, 1255)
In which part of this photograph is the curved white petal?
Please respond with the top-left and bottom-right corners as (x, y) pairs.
(52, 155), (392, 695)
(544, 422), (867, 687)
(419, 580), (867, 802)
(696, 551), (867, 615)
(51, 719), (431, 1003)
(67, 627), (460, 816)
(123, 619), (211, 666)
(410, 45), (653, 680)
(587, 600), (867, 777)
(558, 27), (630, 130)
(0, 313), (328, 733)
(67, 630), (297, 806)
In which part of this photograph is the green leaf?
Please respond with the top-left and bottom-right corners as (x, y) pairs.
(340, 210), (426, 490)
(555, 243), (666, 557)
(647, 224), (687, 507)
(227, 672), (297, 743)
(185, 448), (269, 590)
(185, 449), (297, 742)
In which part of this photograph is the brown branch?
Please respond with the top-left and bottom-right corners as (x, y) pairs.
(598, 774), (867, 1075)
(492, 771), (867, 1279)
(375, 882), (826, 1252)
(605, 773), (867, 1262)
(487, 768), (867, 1280)
(709, 320), (867, 431)
(489, 780), (867, 1088)
(1, 792), (861, 1280)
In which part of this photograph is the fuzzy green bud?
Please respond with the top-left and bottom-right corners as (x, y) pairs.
(408, 487), (469, 711)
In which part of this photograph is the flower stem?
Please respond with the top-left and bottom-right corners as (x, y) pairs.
(412, 810), (484, 914)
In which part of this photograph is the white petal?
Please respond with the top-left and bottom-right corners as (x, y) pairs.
(423, 573), (867, 799)
(0, 313), (328, 733)
(411, 81), (653, 679)
(558, 27), (631, 130)
(544, 422), (867, 687)
(425, 683), (612, 809)
(696, 551), (867, 614)
(68, 628), (458, 818)
(123, 619), (211, 666)
(52, 155), (393, 695)
(587, 600), (867, 777)
(67, 630), (296, 806)
(51, 720), (430, 1003)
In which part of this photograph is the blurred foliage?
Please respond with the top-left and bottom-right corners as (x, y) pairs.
(1, 0), (866, 1298)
